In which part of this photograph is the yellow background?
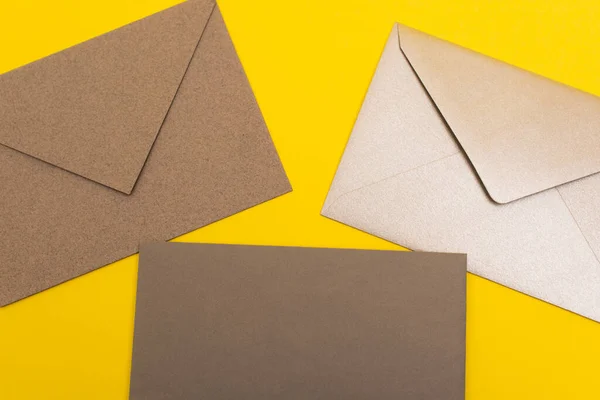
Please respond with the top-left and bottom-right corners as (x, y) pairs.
(1, 0), (600, 398)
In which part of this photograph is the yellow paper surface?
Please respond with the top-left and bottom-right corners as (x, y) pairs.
(1, 0), (599, 398)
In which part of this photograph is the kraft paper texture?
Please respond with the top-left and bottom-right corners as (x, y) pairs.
(0, 5), (291, 306)
(0, 0), (215, 194)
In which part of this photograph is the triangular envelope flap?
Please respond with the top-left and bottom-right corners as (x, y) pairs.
(323, 25), (459, 212)
(0, 4), (292, 306)
(397, 24), (600, 204)
(0, 0), (215, 194)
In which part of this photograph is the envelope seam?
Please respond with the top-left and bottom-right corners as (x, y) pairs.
(0, 97), (26, 152)
(0, 1), (218, 195)
(396, 31), (461, 147)
(395, 33), (501, 204)
(557, 189), (600, 265)
(398, 25), (600, 205)
(128, 1), (218, 194)
(323, 151), (460, 214)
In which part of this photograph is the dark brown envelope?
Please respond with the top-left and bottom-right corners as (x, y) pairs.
(0, 0), (215, 194)
(131, 243), (466, 400)
(0, 6), (291, 306)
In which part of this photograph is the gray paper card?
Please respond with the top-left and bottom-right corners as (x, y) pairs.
(131, 243), (466, 400)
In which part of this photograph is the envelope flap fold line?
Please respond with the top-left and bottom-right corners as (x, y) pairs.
(323, 25), (459, 212)
(0, 0), (216, 194)
(0, 3), (291, 306)
(397, 24), (600, 204)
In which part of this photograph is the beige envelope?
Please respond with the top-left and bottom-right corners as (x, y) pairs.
(322, 24), (600, 322)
